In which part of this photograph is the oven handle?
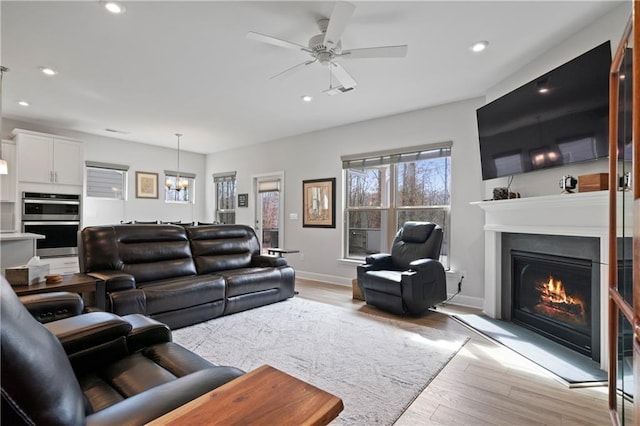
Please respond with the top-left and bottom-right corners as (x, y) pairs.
(23, 221), (80, 226)
(23, 199), (80, 205)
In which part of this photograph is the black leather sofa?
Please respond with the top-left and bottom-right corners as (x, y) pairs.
(78, 224), (295, 329)
(1, 278), (244, 425)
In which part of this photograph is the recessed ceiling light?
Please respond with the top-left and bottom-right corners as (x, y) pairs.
(470, 41), (489, 53)
(40, 67), (58, 76)
(301, 95), (313, 102)
(18, 101), (30, 107)
(104, 2), (125, 14)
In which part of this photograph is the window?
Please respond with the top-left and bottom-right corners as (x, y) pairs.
(342, 142), (451, 267)
(214, 172), (236, 224)
(164, 170), (195, 203)
(85, 161), (128, 200)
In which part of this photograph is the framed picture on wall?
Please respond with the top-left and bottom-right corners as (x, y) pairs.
(135, 171), (159, 199)
(302, 178), (336, 228)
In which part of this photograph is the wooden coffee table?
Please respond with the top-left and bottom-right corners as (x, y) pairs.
(12, 273), (106, 310)
(147, 364), (343, 426)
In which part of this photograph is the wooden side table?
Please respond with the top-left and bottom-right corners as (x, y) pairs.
(146, 365), (343, 426)
(12, 273), (106, 310)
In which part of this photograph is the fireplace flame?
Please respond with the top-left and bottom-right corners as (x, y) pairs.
(536, 275), (586, 323)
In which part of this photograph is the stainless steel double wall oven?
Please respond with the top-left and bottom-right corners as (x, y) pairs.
(22, 192), (81, 257)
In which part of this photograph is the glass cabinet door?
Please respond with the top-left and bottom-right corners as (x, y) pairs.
(608, 4), (637, 424)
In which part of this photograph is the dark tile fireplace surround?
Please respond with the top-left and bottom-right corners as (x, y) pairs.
(500, 233), (600, 362)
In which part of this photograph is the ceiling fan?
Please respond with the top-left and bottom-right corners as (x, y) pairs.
(246, 1), (408, 94)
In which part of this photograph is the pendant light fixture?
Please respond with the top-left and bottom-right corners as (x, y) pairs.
(166, 133), (189, 192)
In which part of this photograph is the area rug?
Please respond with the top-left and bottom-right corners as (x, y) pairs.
(173, 297), (469, 425)
(453, 313), (606, 386)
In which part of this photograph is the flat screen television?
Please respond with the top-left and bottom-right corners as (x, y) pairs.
(476, 41), (612, 181)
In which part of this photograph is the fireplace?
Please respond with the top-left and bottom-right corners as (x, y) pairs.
(501, 233), (600, 362)
(474, 191), (621, 368)
(512, 251), (593, 357)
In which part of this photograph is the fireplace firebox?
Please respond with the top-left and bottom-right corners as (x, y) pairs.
(512, 251), (594, 357)
(500, 233), (601, 362)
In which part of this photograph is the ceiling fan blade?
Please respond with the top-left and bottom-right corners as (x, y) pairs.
(270, 59), (317, 80)
(339, 45), (408, 59)
(246, 31), (312, 53)
(330, 62), (357, 88)
(323, 2), (355, 48)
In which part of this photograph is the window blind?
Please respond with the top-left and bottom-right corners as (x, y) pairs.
(341, 141), (452, 169)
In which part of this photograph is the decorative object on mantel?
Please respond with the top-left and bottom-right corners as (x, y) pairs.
(559, 174), (577, 193)
(618, 171), (632, 191)
(135, 171), (159, 199)
(492, 187), (520, 200)
(578, 173), (608, 192)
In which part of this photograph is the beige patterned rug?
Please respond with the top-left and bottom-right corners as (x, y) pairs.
(173, 297), (468, 425)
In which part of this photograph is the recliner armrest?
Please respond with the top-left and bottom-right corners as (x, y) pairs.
(122, 314), (172, 353)
(408, 258), (438, 271)
(19, 291), (84, 323)
(251, 254), (287, 267)
(85, 367), (245, 426)
(364, 253), (394, 269)
(45, 312), (132, 355)
(87, 271), (136, 292)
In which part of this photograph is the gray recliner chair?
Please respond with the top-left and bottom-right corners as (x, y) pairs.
(357, 221), (447, 315)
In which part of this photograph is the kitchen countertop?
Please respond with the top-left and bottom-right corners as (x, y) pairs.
(0, 232), (45, 241)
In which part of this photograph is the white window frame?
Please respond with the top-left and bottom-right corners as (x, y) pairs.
(342, 142), (452, 268)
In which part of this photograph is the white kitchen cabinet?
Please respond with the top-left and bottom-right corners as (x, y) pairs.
(44, 255), (80, 275)
(12, 129), (83, 186)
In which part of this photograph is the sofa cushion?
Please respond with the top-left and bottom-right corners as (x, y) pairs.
(187, 225), (261, 274)
(80, 225), (198, 283)
(217, 267), (287, 297)
(116, 226), (196, 283)
(137, 275), (225, 314)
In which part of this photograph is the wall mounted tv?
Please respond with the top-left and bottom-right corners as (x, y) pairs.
(476, 41), (612, 181)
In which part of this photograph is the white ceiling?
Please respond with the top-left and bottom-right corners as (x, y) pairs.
(1, 1), (622, 154)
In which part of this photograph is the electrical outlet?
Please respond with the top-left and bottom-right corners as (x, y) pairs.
(459, 270), (466, 280)
(299, 253), (305, 261)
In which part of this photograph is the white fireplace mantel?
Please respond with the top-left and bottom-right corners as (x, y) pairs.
(472, 190), (632, 368)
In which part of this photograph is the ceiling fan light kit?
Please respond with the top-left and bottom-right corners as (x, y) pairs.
(246, 1), (408, 95)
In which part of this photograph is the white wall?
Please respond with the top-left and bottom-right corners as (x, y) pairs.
(481, 2), (631, 199)
(1, 118), (208, 226)
(205, 98), (487, 307)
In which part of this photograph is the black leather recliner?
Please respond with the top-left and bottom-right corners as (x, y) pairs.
(0, 277), (244, 426)
(357, 221), (447, 315)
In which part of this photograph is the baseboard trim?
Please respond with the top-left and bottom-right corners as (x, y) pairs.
(295, 271), (351, 287)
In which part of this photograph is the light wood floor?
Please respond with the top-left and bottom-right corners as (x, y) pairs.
(295, 278), (630, 425)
